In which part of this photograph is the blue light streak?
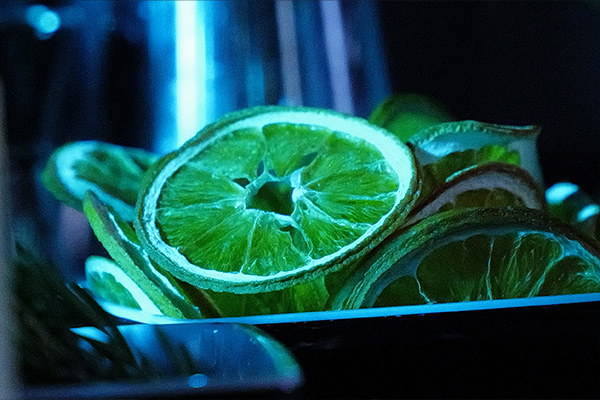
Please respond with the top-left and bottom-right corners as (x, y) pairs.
(319, 0), (353, 114)
(175, 1), (206, 147)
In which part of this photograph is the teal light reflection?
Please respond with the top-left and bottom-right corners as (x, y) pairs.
(545, 182), (578, 205)
(188, 373), (208, 388)
(577, 204), (600, 222)
(190, 293), (600, 325)
(26, 4), (61, 39)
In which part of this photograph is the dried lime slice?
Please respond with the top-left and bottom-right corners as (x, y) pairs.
(333, 207), (600, 309)
(135, 106), (419, 294)
(85, 255), (163, 314)
(41, 141), (158, 221)
(408, 120), (542, 199)
(83, 191), (204, 318)
(368, 93), (453, 142)
(407, 163), (546, 224)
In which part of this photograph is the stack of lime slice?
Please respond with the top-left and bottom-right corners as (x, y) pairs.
(369, 95), (546, 218)
(40, 98), (600, 319)
(134, 106), (419, 316)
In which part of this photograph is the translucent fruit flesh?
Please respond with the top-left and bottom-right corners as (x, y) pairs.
(136, 106), (418, 294)
(333, 208), (600, 309)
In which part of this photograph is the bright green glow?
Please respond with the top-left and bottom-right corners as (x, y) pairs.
(332, 208), (600, 311)
(157, 122), (398, 275)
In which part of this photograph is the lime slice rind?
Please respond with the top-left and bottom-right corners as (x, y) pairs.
(409, 120), (541, 148)
(83, 191), (203, 318)
(136, 106), (418, 294)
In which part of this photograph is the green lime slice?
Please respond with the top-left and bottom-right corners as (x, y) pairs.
(407, 163), (546, 224)
(333, 207), (600, 309)
(41, 141), (158, 221)
(368, 93), (453, 142)
(83, 191), (204, 318)
(546, 182), (600, 240)
(85, 255), (162, 314)
(418, 144), (521, 199)
(408, 121), (542, 199)
(135, 106), (419, 294)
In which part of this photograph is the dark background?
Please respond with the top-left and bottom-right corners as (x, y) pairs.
(379, 1), (600, 197)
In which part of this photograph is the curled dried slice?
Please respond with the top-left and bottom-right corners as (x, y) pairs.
(42, 140), (158, 221)
(407, 162), (546, 224)
(408, 120), (542, 199)
(333, 208), (600, 310)
(83, 191), (204, 318)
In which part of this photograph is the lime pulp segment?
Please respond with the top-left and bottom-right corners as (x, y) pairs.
(137, 107), (418, 293)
